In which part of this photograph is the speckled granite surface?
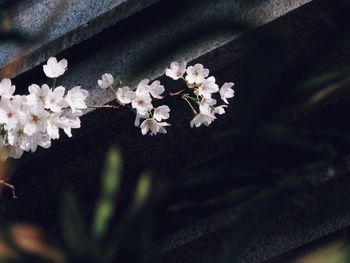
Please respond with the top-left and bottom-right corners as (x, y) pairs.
(0, 0), (311, 79)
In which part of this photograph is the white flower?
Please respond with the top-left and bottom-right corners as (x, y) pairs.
(199, 98), (216, 114)
(47, 112), (70, 139)
(43, 57), (68, 78)
(220, 82), (235, 104)
(45, 86), (68, 112)
(0, 97), (23, 129)
(213, 105), (227, 115)
(185, 64), (209, 85)
(140, 118), (170, 136)
(134, 112), (149, 127)
(0, 57), (90, 160)
(0, 78), (15, 97)
(153, 105), (170, 122)
(199, 97), (217, 115)
(198, 76), (219, 99)
(27, 84), (50, 109)
(23, 106), (50, 136)
(116, 86), (135, 104)
(135, 79), (150, 96)
(190, 112), (216, 128)
(149, 80), (164, 99)
(62, 110), (83, 137)
(25, 133), (51, 153)
(7, 124), (31, 151)
(98, 73), (114, 89)
(165, 61), (187, 80)
(65, 86), (89, 113)
(131, 94), (153, 115)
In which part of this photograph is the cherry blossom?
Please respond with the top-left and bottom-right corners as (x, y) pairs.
(185, 64), (209, 84)
(213, 105), (228, 115)
(166, 61), (187, 80)
(190, 112), (216, 128)
(166, 61), (235, 129)
(153, 105), (170, 122)
(131, 94), (153, 115)
(27, 84), (50, 109)
(46, 112), (70, 139)
(0, 57), (88, 161)
(23, 106), (50, 136)
(198, 76), (219, 99)
(149, 80), (165, 99)
(45, 86), (67, 112)
(62, 110), (83, 137)
(0, 78), (15, 97)
(135, 79), (150, 96)
(220, 82), (235, 104)
(134, 113), (149, 127)
(65, 86), (89, 113)
(43, 57), (67, 78)
(116, 86), (135, 104)
(0, 56), (236, 162)
(98, 73), (114, 89)
(140, 118), (170, 136)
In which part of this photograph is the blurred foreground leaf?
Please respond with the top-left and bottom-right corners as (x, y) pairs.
(61, 192), (87, 254)
(297, 241), (349, 263)
(92, 149), (122, 242)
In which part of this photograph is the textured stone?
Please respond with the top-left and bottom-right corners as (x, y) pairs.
(156, 159), (350, 263)
(0, 0), (160, 77)
(0, 0), (311, 79)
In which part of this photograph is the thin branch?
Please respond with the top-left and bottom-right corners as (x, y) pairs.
(182, 96), (198, 115)
(87, 105), (121, 109)
(168, 90), (184, 96)
(0, 180), (17, 199)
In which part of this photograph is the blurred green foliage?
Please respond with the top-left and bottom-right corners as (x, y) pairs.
(0, 149), (153, 263)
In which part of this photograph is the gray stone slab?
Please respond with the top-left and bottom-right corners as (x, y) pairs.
(156, 158), (350, 263)
(0, 0), (160, 77)
(0, 0), (311, 79)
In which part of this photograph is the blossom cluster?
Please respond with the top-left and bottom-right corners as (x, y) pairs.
(97, 62), (235, 135)
(0, 57), (234, 160)
(98, 75), (170, 136)
(165, 62), (234, 128)
(0, 57), (88, 160)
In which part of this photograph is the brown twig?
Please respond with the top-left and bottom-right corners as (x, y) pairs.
(168, 90), (184, 96)
(0, 180), (17, 199)
(87, 105), (121, 109)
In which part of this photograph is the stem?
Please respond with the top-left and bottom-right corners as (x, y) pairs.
(183, 94), (199, 104)
(168, 90), (184, 96)
(126, 105), (137, 114)
(87, 104), (120, 109)
(108, 86), (122, 106)
(0, 180), (17, 199)
(52, 78), (57, 89)
(183, 96), (198, 115)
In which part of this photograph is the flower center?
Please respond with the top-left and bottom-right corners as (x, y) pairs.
(32, 115), (39, 124)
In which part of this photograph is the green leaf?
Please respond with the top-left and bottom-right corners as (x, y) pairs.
(129, 173), (152, 215)
(91, 149), (122, 241)
(298, 66), (350, 91)
(61, 191), (87, 253)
